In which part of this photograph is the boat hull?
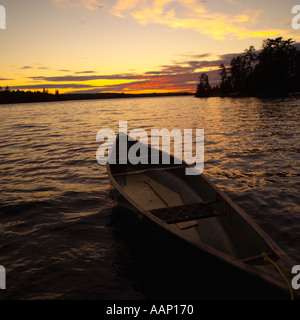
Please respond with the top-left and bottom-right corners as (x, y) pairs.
(106, 136), (299, 299)
(109, 182), (296, 299)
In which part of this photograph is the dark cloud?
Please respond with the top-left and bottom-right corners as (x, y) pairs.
(29, 74), (144, 82)
(218, 52), (243, 62)
(75, 71), (96, 74)
(18, 47), (259, 93)
(146, 65), (195, 75)
(144, 71), (162, 75)
(20, 66), (33, 70)
(178, 53), (212, 59)
(11, 84), (95, 90)
(194, 53), (212, 58)
(65, 71), (222, 94)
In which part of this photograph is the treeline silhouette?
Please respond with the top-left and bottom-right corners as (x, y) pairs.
(196, 37), (300, 98)
(0, 87), (193, 104)
(0, 87), (63, 104)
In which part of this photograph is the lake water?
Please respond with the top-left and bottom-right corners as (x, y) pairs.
(0, 96), (299, 299)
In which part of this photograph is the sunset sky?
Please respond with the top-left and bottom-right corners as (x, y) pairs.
(1, 0), (300, 94)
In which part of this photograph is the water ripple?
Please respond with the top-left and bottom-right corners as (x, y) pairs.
(0, 96), (299, 299)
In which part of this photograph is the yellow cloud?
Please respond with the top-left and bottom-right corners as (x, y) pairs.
(232, 14), (249, 23)
(111, 0), (141, 17)
(238, 30), (288, 40)
(51, 0), (296, 41)
(110, 0), (293, 41)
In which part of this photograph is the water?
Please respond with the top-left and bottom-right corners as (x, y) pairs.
(0, 96), (299, 299)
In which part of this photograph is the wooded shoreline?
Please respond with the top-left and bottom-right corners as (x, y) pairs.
(195, 38), (300, 99)
(0, 91), (193, 105)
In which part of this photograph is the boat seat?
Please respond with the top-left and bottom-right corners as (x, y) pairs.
(150, 202), (223, 224)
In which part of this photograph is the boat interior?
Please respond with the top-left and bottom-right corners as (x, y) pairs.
(108, 138), (276, 264)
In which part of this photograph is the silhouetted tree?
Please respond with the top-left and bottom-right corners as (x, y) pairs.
(226, 46), (257, 94)
(253, 37), (298, 96)
(206, 37), (300, 98)
(219, 63), (231, 95)
(291, 49), (300, 92)
(195, 73), (211, 97)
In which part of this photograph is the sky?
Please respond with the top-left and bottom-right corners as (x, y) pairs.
(0, 0), (300, 94)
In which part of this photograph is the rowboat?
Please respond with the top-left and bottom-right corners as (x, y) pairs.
(106, 134), (298, 299)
